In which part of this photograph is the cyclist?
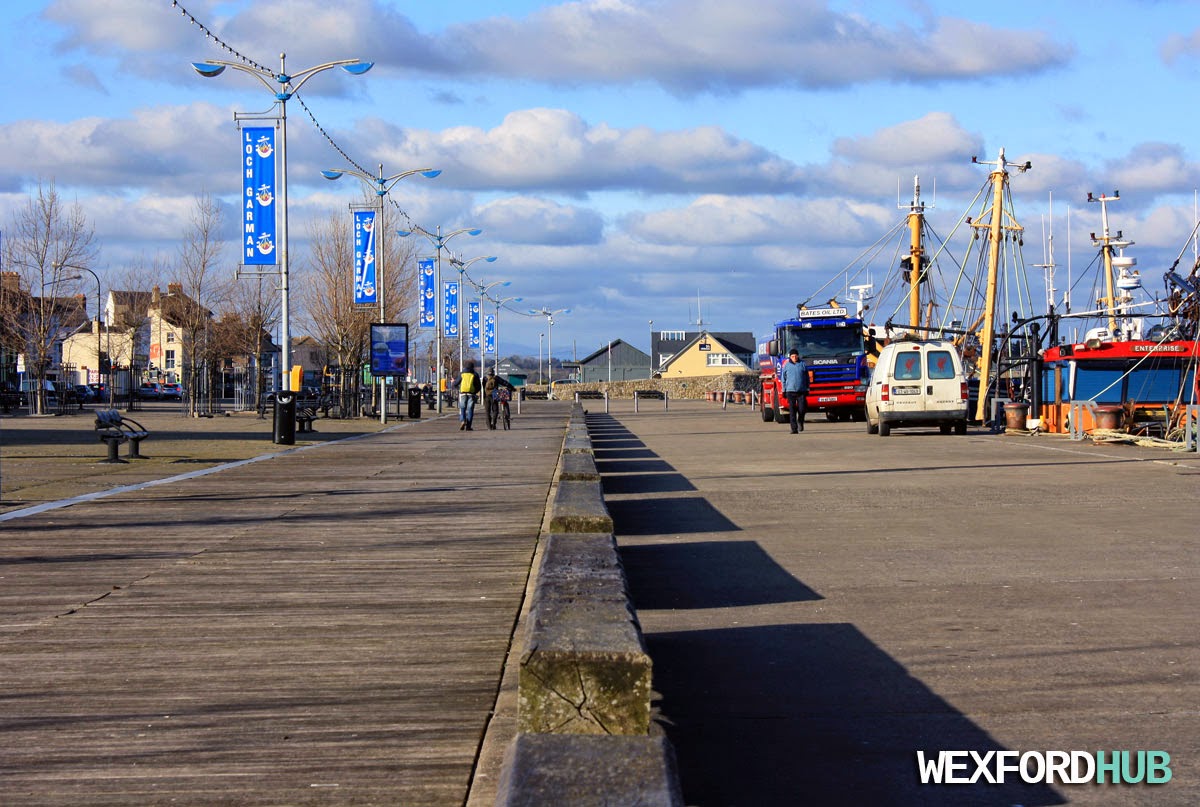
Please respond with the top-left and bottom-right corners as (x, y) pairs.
(483, 369), (516, 430)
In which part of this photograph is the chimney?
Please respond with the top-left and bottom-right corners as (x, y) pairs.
(151, 285), (161, 307)
(167, 282), (182, 296)
(2, 271), (20, 293)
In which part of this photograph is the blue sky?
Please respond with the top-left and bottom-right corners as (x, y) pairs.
(2, 0), (1199, 358)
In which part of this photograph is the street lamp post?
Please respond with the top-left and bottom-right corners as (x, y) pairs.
(475, 279), (510, 371)
(448, 255), (498, 374)
(485, 294), (522, 376)
(53, 262), (103, 400)
(531, 307), (571, 397)
(648, 319), (654, 378)
(192, 53), (372, 393)
(396, 225), (482, 412)
(321, 163), (440, 422)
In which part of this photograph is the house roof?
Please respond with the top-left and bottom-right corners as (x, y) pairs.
(573, 338), (649, 365)
(660, 331), (753, 371)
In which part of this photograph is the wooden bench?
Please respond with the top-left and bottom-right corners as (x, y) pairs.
(93, 409), (150, 463)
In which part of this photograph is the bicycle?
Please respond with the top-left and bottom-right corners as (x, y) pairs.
(493, 387), (512, 430)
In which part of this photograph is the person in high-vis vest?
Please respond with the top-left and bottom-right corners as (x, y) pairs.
(457, 360), (481, 430)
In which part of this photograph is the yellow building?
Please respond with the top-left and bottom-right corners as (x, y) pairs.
(658, 331), (755, 377)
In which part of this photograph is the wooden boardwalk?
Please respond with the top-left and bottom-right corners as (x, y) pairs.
(0, 403), (571, 806)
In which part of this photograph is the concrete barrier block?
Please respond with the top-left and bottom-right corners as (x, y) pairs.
(519, 533), (650, 735)
(538, 533), (623, 578)
(496, 734), (684, 806)
(562, 433), (592, 454)
(548, 480), (613, 533)
(558, 452), (600, 481)
(518, 641), (651, 735)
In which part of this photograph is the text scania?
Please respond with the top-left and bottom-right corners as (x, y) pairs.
(916, 751), (1171, 785)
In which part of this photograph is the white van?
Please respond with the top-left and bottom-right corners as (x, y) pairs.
(865, 339), (968, 436)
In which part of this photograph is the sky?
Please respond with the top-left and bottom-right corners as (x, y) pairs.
(2, 0), (1200, 360)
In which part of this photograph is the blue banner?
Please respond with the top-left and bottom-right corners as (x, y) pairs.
(242, 126), (277, 265)
(444, 281), (459, 338)
(353, 210), (377, 306)
(468, 300), (480, 349)
(484, 313), (495, 354)
(418, 258), (435, 328)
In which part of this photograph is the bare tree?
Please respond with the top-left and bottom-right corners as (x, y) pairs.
(225, 273), (281, 410)
(173, 193), (230, 415)
(297, 212), (369, 415)
(1, 180), (97, 413)
(296, 200), (423, 416)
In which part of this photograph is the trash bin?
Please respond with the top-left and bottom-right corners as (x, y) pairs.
(1004, 402), (1029, 432)
(273, 390), (297, 445)
(407, 386), (422, 419)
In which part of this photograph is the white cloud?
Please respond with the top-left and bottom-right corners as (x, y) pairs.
(476, 196), (604, 245)
(438, 0), (1071, 93)
(1161, 27), (1200, 66)
(1105, 143), (1200, 196)
(349, 108), (802, 194)
(623, 194), (892, 248)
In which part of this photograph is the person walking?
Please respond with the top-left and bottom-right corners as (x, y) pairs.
(457, 361), (481, 430)
(781, 348), (809, 434)
(482, 369), (515, 430)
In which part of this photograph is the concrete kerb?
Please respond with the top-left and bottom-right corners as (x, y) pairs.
(491, 403), (683, 805)
(495, 735), (684, 807)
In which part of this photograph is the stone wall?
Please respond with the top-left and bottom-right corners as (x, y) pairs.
(526, 372), (759, 400)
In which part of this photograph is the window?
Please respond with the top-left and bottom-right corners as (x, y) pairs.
(660, 330), (686, 341)
(893, 352), (922, 380)
(165, 349), (176, 370)
(166, 332), (176, 343)
(926, 351), (956, 379)
(706, 353), (740, 366)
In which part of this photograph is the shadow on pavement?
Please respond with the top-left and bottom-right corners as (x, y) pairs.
(601, 473), (696, 494)
(645, 623), (1065, 807)
(621, 540), (820, 609)
(606, 495), (739, 535)
(595, 458), (675, 473)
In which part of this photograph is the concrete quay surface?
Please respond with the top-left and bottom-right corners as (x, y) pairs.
(1, 399), (1198, 805)
(596, 401), (1199, 806)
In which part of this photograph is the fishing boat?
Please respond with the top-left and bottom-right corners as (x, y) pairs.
(1032, 192), (1200, 440)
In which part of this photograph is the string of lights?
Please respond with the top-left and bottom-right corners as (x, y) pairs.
(170, 0), (268, 73)
(170, 0), (421, 233)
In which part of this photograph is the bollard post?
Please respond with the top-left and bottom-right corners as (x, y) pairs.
(633, 391), (640, 414)
(663, 391), (669, 411)
(605, 391), (610, 414)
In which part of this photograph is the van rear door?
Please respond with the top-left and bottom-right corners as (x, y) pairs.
(887, 344), (925, 414)
(924, 348), (962, 411)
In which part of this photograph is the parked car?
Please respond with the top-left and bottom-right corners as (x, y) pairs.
(88, 382), (107, 399)
(73, 384), (96, 402)
(160, 383), (183, 400)
(138, 382), (163, 399)
(20, 379), (58, 406)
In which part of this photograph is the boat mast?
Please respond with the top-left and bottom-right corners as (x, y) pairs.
(1087, 190), (1127, 334)
(970, 148), (1030, 422)
(905, 176), (926, 330)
